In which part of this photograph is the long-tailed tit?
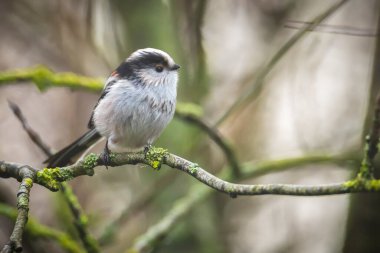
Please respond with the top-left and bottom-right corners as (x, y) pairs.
(45, 48), (180, 167)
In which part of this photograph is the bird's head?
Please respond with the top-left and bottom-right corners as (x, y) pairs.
(113, 48), (180, 87)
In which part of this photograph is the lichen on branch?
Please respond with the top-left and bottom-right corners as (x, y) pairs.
(1, 148), (380, 198)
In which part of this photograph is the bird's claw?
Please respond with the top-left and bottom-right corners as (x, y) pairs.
(101, 141), (111, 169)
(144, 145), (152, 156)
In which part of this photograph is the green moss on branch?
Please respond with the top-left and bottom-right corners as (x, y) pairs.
(36, 167), (74, 191)
(0, 203), (85, 253)
(0, 65), (103, 91)
(145, 147), (168, 170)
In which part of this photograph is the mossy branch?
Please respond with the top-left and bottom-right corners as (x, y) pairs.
(1, 148), (379, 197)
(127, 153), (356, 253)
(0, 65), (241, 178)
(0, 67), (243, 251)
(1, 167), (34, 253)
(0, 203), (85, 253)
(0, 65), (103, 92)
(59, 183), (100, 253)
(8, 101), (99, 253)
(0, 149), (376, 252)
(128, 185), (210, 253)
(0, 65), (204, 122)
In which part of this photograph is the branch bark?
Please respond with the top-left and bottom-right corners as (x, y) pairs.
(1, 167), (34, 253)
(1, 149), (379, 197)
(7, 101), (99, 253)
(0, 203), (84, 253)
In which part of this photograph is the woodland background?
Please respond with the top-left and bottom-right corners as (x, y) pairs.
(0, 0), (379, 252)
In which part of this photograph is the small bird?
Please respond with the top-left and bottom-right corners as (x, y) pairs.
(45, 48), (180, 167)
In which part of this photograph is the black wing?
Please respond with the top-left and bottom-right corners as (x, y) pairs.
(44, 129), (101, 167)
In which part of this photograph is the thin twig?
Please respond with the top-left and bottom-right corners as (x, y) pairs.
(8, 100), (52, 156)
(284, 20), (377, 37)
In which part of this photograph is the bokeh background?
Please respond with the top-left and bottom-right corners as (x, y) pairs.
(0, 0), (379, 252)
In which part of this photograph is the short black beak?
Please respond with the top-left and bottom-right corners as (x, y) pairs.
(171, 64), (180, 70)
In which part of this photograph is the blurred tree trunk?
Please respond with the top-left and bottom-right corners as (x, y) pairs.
(342, 9), (380, 253)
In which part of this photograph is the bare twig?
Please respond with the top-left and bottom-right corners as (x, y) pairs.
(8, 101), (52, 156)
(284, 20), (377, 37)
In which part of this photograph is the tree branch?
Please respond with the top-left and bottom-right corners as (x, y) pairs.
(0, 66), (241, 178)
(7, 102), (99, 253)
(1, 71), (244, 248)
(0, 203), (84, 253)
(8, 101), (53, 156)
(129, 183), (210, 253)
(1, 167), (34, 253)
(0, 150), (372, 252)
(127, 154), (356, 253)
(1, 149), (378, 197)
(0, 65), (103, 92)
(59, 183), (100, 253)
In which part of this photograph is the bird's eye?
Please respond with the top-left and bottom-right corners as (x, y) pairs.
(155, 65), (164, 73)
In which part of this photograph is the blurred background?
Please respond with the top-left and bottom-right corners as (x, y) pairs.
(0, 0), (379, 252)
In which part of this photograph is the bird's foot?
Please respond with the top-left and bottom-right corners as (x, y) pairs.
(101, 141), (111, 169)
(144, 145), (152, 156)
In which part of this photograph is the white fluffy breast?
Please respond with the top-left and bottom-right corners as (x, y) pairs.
(93, 76), (177, 151)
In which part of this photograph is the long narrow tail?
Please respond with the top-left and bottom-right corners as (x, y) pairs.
(44, 129), (101, 167)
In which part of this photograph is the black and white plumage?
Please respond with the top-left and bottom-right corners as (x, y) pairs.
(45, 48), (179, 167)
